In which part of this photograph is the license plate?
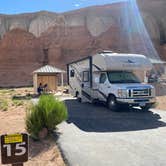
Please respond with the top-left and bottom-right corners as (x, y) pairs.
(139, 103), (146, 107)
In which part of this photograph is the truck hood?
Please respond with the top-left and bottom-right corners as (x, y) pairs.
(113, 83), (154, 89)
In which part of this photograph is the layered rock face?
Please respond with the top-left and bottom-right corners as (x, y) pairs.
(0, 29), (44, 86)
(0, 1), (165, 87)
(137, 0), (166, 59)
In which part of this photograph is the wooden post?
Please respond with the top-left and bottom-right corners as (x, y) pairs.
(61, 73), (64, 93)
(61, 73), (64, 87)
(33, 73), (38, 94)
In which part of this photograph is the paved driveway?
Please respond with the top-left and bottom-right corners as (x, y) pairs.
(57, 98), (166, 166)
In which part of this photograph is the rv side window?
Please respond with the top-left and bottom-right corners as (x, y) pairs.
(70, 70), (75, 77)
(100, 73), (107, 84)
(83, 71), (89, 82)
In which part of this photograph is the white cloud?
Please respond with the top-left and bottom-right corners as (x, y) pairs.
(74, 4), (81, 7)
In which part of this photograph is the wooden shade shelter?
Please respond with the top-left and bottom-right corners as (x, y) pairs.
(33, 65), (65, 93)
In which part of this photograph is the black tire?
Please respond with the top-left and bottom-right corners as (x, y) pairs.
(107, 95), (118, 111)
(77, 97), (82, 103)
(75, 91), (81, 102)
(75, 91), (79, 97)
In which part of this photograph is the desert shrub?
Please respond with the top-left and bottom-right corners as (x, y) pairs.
(0, 100), (8, 111)
(26, 95), (68, 139)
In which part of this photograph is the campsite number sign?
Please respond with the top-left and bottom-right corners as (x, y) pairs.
(0, 133), (29, 165)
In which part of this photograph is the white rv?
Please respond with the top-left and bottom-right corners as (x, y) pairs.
(67, 51), (156, 111)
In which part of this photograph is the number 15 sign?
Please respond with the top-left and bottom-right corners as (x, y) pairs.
(1, 133), (29, 165)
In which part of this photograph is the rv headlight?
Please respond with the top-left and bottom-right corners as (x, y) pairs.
(118, 89), (127, 98)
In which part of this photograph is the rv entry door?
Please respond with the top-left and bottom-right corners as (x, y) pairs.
(81, 71), (91, 101)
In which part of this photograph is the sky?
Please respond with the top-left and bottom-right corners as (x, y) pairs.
(0, 0), (127, 14)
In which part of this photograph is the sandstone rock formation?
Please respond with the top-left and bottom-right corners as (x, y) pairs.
(0, 29), (44, 87)
(0, 1), (165, 87)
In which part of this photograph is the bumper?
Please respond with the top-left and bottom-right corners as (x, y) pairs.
(116, 97), (156, 106)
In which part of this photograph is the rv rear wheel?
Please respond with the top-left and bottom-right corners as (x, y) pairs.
(77, 97), (82, 102)
(76, 91), (81, 102)
(107, 95), (118, 111)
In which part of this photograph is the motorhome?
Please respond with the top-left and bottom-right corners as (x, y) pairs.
(67, 51), (156, 111)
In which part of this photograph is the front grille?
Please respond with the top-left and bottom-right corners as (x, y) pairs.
(132, 89), (150, 97)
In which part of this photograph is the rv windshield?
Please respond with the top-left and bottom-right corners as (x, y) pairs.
(107, 71), (141, 84)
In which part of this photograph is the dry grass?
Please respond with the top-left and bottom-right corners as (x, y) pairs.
(0, 87), (32, 111)
(0, 87), (66, 166)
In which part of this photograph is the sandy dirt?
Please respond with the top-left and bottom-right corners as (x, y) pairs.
(0, 88), (66, 166)
(0, 87), (165, 165)
(156, 96), (166, 110)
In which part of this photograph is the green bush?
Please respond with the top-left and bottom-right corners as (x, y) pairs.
(26, 95), (68, 139)
(0, 100), (8, 111)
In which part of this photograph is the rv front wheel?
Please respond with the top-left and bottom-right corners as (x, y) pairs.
(107, 95), (118, 111)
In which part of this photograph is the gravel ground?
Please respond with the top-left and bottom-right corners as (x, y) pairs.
(57, 98), (166, 166)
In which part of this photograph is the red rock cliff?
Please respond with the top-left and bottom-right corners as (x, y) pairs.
(0, 1), (165, 87)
